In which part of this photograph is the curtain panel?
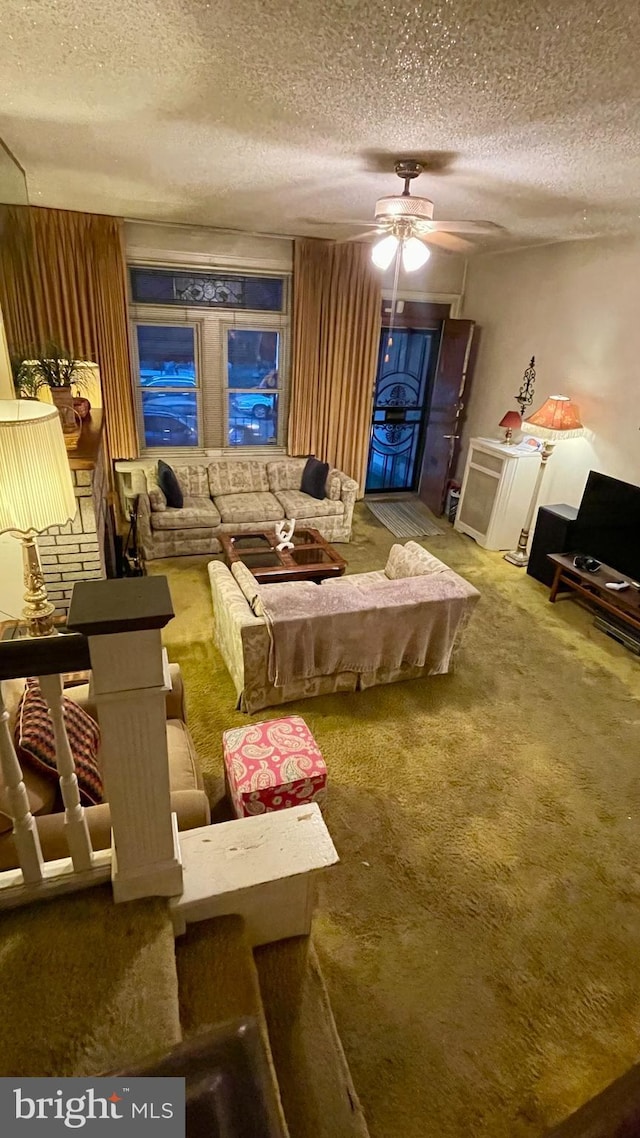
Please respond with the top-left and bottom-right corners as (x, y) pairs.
(0, 205), (138, 461)
(288, 238), (380, 492)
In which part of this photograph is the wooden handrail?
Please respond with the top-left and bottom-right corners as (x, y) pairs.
(0, 632), (90, 681)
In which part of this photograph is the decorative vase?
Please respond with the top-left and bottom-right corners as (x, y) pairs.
(50, 386), (82, 447)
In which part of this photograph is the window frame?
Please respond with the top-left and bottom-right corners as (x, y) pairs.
(128, 263), (291, 456)
(131, 318), (204, 453)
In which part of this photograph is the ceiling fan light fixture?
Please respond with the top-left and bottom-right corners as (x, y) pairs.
(371, 234), (399, 270)
(402, 236), (430, 272)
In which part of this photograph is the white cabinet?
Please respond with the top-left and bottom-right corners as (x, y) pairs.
(455, 438), (541, 550)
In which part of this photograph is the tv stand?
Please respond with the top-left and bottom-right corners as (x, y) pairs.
(547, 553), (640, 637)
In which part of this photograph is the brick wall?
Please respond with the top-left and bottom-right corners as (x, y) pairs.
(37, 448), (108, 615)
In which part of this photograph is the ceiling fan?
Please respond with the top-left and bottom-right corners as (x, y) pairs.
(335, 159), (502, 270)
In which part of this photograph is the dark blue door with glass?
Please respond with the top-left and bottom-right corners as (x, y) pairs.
(366, 327), (440, 493)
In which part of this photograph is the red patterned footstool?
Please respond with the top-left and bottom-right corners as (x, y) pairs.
(222, 715), (327, 818)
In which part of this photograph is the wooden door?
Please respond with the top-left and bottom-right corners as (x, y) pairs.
(418, 318), (475, 516)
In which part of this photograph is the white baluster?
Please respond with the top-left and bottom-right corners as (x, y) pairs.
(38, 674), (93, 872)
(0, 688), (44, 883)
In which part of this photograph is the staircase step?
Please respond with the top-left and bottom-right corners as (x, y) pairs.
(175, 914), (289, 1135)
(175, 915), (369, 1138)
(256, 938), (370, 1138)
(0, 884), (181, 1075)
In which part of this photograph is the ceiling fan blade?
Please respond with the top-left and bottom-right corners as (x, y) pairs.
(335, 230), (381, 244)
(299, 217), (373, 227)
(423, 220), (505, 234)
(422, 231), (475, 254)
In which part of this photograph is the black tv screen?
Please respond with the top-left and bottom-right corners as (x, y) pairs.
(575, 471), (640, 579)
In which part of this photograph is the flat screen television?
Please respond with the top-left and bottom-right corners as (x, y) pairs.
(574, 471), (640, 579)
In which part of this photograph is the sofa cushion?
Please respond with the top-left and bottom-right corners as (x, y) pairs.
(150, 495), (221, 531)
(215, 491), (284, 524)
(166, 720), (203, 792)
(15, 679), (103, 806)
(266, 458), (307, 493)
(158, 460), (184, 508)
(322, 570), (388, 590)
(208, 461), (270, 497)
(173, 465), (211, 498)
(385, 542), (452, 580)
(301, 456), (330, 500)
(231, 561), (264, 615)
(275, 490), (344, 520)
(0, 761), (57, 835)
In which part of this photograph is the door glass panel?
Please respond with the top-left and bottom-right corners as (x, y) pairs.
(366, 328), (438, 493)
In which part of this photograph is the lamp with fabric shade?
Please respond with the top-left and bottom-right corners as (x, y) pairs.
(0, 399), (76, 635)
(505, 395), (585, 567)
(498, 409), (522, 444)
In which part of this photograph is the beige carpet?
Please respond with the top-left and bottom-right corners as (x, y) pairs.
(150, 504), (640, 1138)
(0, 886), (181, 1076)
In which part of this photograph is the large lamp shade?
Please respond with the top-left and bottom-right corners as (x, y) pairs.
(0, 399), (76, 536)
(522, 395), (584, 440)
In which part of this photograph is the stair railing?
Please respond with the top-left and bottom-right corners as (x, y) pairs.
(0, 576), (183, 909)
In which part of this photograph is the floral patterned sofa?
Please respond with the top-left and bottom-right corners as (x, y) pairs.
(135, 458), (358, 561)
(209, 541), (480, 713)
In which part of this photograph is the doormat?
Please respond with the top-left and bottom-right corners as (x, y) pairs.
(365, 498), (443, 539)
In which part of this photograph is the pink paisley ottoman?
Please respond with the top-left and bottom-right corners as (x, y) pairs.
(222, 715), (327, 818)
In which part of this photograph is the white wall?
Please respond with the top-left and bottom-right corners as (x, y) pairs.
(124, 220), (466, 301)
(124, 221), (293, 271)
(461, 236), (640, 509)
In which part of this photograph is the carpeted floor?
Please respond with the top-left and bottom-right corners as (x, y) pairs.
(151, 504), (640, 1138)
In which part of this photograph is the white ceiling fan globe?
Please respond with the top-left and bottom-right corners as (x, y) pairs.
(402, 236), (430, 271)
(370, 234), (399, 270)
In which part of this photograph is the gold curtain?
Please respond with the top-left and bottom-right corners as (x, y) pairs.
(288, 238), (381, 492)
(0, 205), (138, 461)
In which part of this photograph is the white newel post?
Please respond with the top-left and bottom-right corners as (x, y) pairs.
(0, 688), (44, 883)
(38, 672), (94, 872)
(67, 577), (183, 903)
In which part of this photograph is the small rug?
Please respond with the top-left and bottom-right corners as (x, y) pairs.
(365, 497), (443, 538)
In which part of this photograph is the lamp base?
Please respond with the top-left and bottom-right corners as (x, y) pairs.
(504, 549), (529, 567)
(21, 536), (57, 637)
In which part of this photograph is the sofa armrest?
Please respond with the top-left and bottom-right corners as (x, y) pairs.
(136, 491), (153, 561)
(337, 471), (359, 502)
(209, 561), (265, 700)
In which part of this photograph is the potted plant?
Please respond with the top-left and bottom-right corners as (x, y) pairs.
(11, 350), (47, 400)
(31, 343), (91, 436)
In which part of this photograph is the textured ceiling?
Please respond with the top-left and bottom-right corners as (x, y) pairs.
(2, 0), (640, 251)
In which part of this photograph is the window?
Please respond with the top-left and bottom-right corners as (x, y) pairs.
(130, 268), (284, 312)
(227, 329), (280, 447)
(135, 325), (199, 448)
(129, 263), (290, 453)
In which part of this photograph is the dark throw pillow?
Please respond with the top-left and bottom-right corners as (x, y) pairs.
(157, 460), (184, 509)
(301, 456), (329, 501)
(15, 679), (103, 806)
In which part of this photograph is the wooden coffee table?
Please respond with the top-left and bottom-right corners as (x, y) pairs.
(219, 527), (347, 584)
(548, 552), (640, 635)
